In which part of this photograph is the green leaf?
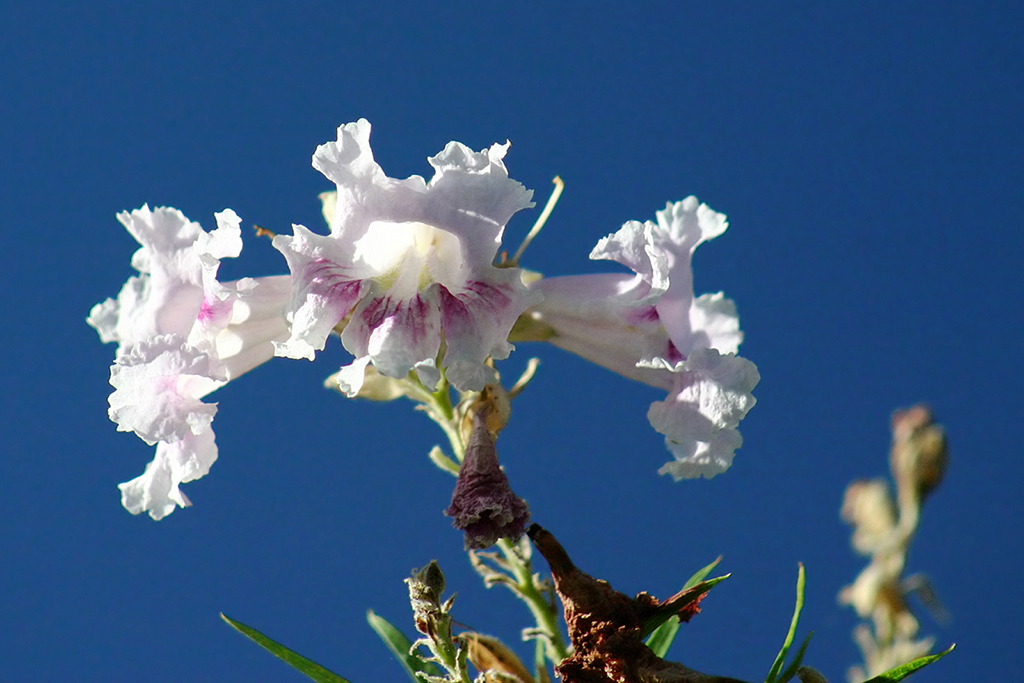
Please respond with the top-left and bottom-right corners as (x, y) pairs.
(221, 613), (350, 683)
(643, 559), (723, 657)
(639, 574), (731, 639)
(366, 610), (441, 682)
(645, 618), (680, 658)
(862, 643), (955, 682)
(765, 563), (806, 683)
(776, 633), (812, 683)
(683, 556), (723, 590)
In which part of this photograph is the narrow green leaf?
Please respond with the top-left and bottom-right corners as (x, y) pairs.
(776, 633), (813, 683)
(645, 618), (680, 658)
(682, 557), (723, 590)
(221, 613), (350, 683)
(643, 564), (727, 656)
(639, 574), (731, 639)
(862, 643), (955, 682)
(366, 610), (441, 682)
(765, 563), (806, 683)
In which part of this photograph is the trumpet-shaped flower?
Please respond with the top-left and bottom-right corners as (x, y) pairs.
(521, 197), (759, 479)
(273, 119), (538, 394)
(88, 206), (290, 519)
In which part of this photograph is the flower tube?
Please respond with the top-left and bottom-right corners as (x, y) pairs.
(273, 119), (539, 394)
(520, 197), (759, 479)
(89, 206), (290, 518)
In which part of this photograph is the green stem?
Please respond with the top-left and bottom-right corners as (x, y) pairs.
(406, 376), (465, 467)
(495, 538), (570, 665)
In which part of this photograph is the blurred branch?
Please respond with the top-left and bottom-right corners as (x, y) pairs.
(839, 405), (949, 682)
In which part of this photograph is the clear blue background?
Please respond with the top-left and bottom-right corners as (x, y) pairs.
(1, 3), (1020, 681)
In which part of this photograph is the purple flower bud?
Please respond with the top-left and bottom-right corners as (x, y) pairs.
(445, 409), (529, 549)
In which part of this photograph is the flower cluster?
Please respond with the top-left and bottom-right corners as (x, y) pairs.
(91, 119), (758, 521)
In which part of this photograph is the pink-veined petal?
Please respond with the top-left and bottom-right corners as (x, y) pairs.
(273, 224), (370, 360)
(342, 288), (442, 380)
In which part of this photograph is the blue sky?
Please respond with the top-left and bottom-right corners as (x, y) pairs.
(1, 3), (1021, 681)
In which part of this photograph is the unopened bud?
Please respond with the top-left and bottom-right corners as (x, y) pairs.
(890, 405), (949, 502)
(406, 561), (447, 636)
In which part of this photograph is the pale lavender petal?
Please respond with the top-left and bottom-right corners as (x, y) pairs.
(690, 292), (742, 356)
(204, 275), (292, 379)
(88, 205), (243, 354)
(194, 208), (244, 262)
(119, 205), (204, 283)
(654, 197), (728, 257)
(420, 140), (534, 266)
(334, 356), (373, 397)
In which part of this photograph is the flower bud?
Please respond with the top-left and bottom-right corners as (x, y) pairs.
(406, 560), (447, 638)
(890, 405), (948, 503)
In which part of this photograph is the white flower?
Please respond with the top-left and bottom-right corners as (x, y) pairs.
(273, 119), (538, 394)
(523, 197), (759, 479)
(89, 206), (290, 519)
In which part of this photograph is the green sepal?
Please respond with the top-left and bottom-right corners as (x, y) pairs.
(862, 643), (955, 682)
(765, 563), (806, 683)
(366, 610), (442, 682)
(220, 613), (350, 683)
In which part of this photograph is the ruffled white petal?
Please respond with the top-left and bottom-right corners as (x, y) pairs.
(272, 225), (371, 360)
(690, 292), (743, 356)
(105, 206), (207, 350)
(118, 428), (218, 520)
(342, 288), (442, 379)
(590, 220), (669, 305)
(648, 348), (760, 480)
(107, 335), (223, 445)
